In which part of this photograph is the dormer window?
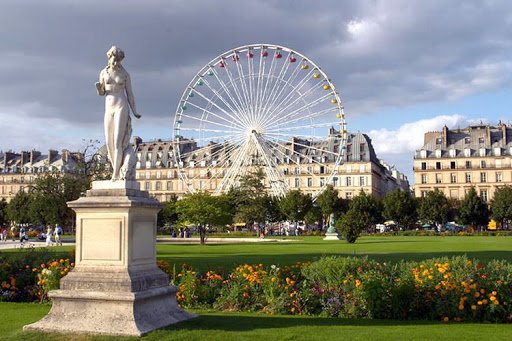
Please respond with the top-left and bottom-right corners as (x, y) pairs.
(436, 137), (442, 144)
(465, 137), (471, 144)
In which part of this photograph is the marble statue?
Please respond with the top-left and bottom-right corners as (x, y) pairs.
(96, 46), (141, 181)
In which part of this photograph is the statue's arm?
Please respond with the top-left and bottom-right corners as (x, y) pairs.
(125, 73), (141, 119)
(95, 70), (106, 96)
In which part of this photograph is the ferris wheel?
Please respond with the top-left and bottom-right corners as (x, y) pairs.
(172, 44), (347, 199)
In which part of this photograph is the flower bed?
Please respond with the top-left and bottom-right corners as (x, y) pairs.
(2, 252), (512, 323)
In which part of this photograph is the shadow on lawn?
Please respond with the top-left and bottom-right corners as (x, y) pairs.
(162, 314), (439, 332)
(158, 250), (512, 272)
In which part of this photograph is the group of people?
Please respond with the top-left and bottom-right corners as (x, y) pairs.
(0, 227), (8, 242)
(171, 227), (191, 238)
(44, 224), (64, 246)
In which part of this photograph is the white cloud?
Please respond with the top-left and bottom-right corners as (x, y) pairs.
(368, 114), (469, 155)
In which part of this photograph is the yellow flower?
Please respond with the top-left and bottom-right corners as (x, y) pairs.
(443, 317), (449, 322)
(474, 292), (480, 298)
(477, 301), (483, 305)
(480, 289), (485, 294)
(458, 304), (464, 310)
(492, 291), (497, 296)
(471, 305), (477, 310)
(355, 279), (362, 288)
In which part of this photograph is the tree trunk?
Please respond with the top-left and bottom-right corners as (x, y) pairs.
(199, 225), (206, 245)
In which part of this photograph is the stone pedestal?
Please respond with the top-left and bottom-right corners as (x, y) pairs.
(323, 232), (343, 240)
(24, 180), (194, 336)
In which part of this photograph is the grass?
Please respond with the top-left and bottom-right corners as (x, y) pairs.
(4, 303), (512, 341)
(156, 235), (512, 271)
(3, 235), (512, 339)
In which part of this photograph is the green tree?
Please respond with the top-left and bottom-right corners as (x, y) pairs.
(336, 209), (367, 243)
(28, 173), (89, 229)
(349, 190), (382, 230)
(490, 186), (512, 229)
(176, 191), (232, 244)
(304, 204), (322, 226)
(0, 198), (8, 226)
(160, 194), (179, 227)
(316, 185), (343, 227)
(279, 190), (313, 223)
(382, 189), (417, 228)
(458, 187), (489, 228)
(230, 168), (269, 234)
(6, 191), (32, 224)
(418, 189), (451, 226)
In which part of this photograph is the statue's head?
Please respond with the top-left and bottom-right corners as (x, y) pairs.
(106, 45), (124, 68)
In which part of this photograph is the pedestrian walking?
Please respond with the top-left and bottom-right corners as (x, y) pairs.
(54, 224), (63, 246)
(46, 226), (53, 247)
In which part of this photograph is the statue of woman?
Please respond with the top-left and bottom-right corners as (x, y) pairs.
(95, 46), (141, 181)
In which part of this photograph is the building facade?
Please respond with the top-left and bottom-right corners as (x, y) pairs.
(134, 131), (409, 202)
(413, 123), (512, 201)
(0, 149), (83, 202)
(0, 132), (409, 203)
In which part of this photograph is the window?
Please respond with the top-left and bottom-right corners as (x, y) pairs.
(307, 166), (312, 174)
(465, 161), (472, 169)
(435, 173), (442, 184)
(320, 166), (325, 174)
(332, 177), (338, 187)
(346, 177), (352, 186)
(496, 159), (502, 168)
(155, 182), (161, 190)
(421, 174), (427, 184)
(480, 160), (486, 169)
(465, 173), (471, 183)
(436, 162), (441, 170)
(359, 176), (365, 186)
(478, 137), (484, 144)
(307, 178), (312, 187)
(421, 191), (428, 198)
(480, 189), (488, 203)
(449, 149), (456, 157)
(435, 149), (442, 158)
(145, 182), (150, 191)
(294, 178), (300, 188)
(496, 172), (502, 182)
(479, 148), (486, 157)
(294, 167), (300, 175)
(283, 168), (289, 175)
(166, 181), (172, 190)
(145, 171), (150, 180)
(156, 171), (161, 179)
(464, 148), (471, 157)
(436, 137), (442, 144)
(359, 164), (366, 172)
(464, 137), (471, 144)
(480, 172), (487, 183)
(320, 177), (325, 187)
(346, 192), (353, 199)
(450, 173), (457, 184)
(450, 161), (456, 169)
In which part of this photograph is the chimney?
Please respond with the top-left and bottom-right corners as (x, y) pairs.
(442, 125), (448, 147)
(501, 122), (507, 145)
(48, 149), (58, 165)
(20, 151), (30, 165)
(486, 125), (491, 145)
(61, 149), (69, 163)
(30, 150), (41, 164)
(133, 136), (142, 148)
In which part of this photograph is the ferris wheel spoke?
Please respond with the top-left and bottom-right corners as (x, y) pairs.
(266, 107), (340, 131)
(193, 83), (251, 128)
(222, 62), (251, 121)
(265, 91), (332, 129)
(182, 100), (246, 131)
(266, 121), (340, 134)
(258, 51), (278, 121)
(210, 67), (251, 122)
(259, 58), (303, 124)
(260, 139), (319, 179)
(179, 111), (244, 133)
(251, 135), (289, 196)
(255, 49), (267, 122)
(266, 134), (341, 159)
(185, 143), (244, 182)
(259, 50), (292, 123)
(217, 141), (251, 192)
(176, 138), (244, 164)
(259, 66), (317, 127)
(233, 55), (256, 125)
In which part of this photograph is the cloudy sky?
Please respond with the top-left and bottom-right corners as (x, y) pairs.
(1, 0), (512, 183)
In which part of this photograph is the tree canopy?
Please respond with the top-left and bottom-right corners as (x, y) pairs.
(382, 189), (417, 227)
(418, 189), (451, 226)
(279, 190), (313, 222)
(490, 186), (512, 228)
(457, 187), (489, 228)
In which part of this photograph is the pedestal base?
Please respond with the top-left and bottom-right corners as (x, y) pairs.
(323, 232), (343, 240)
(23, 181), (195, 336)
(23, 286), (195, 336)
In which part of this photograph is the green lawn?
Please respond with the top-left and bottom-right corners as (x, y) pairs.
(3, 235), (512, 340)
(156, 235), (512, 271)
(3, 303), (512, 341)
